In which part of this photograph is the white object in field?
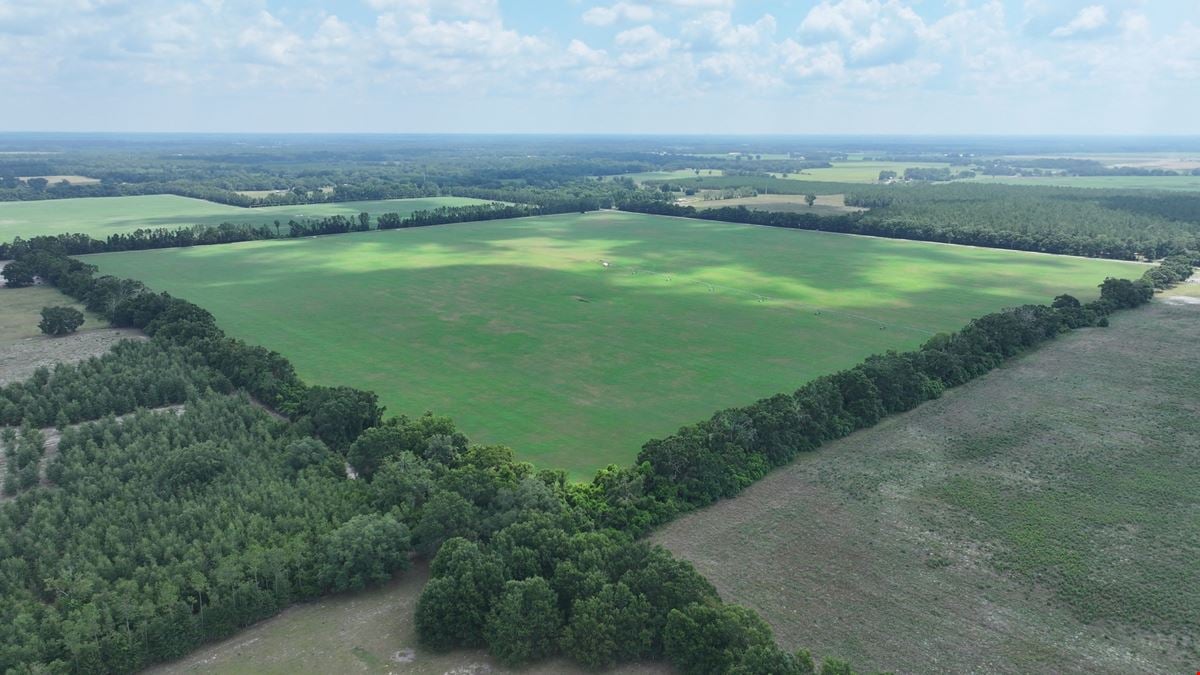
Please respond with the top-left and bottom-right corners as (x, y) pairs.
(601, 260), (610, 267)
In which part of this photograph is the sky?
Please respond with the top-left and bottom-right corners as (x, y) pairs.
(0, 0), (1197, 135)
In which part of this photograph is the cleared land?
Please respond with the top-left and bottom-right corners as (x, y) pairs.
(146, 562), (668, 675)
(652, 300), (1200, 674)
(18, 175), (101, 185)
(773, 161), (951, 183)
(685, 193), (866, 215)
(88, 211), (1140, 476)
(0, 194), (495, 241)
(0, 281), (143, 384)
(615, 169), (723, 183)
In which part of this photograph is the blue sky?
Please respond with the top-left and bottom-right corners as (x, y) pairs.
(0, 0), (1197, 134)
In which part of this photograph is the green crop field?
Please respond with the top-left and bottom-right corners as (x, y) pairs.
(87, 211), (1141, 476)
(0, 194), (496, 242)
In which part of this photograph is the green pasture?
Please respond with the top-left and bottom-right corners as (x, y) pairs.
(0, 195), (495, 242)
(87, 211), (1140, 477)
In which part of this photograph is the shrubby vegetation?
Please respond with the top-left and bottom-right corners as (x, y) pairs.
(37, 306), (84, 336)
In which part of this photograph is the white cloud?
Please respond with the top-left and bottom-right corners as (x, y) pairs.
(582, 2), (655, 27)
(613, 24), (677, 68)
(0, 0), (1197, 133)
(682, 11), (775, 51)
(1049, 4), (1109, 38)
(779, 40), (845, 79)
(800, 0), (927, 66)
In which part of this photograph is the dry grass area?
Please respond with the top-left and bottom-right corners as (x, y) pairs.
(653, 300), (1200, 674)
(18, 175), (100, 184)
(684, 193), (866, 215)
(147, 562), (670, 675)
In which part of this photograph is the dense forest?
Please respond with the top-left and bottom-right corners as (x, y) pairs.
(1, 227), (1192, 672)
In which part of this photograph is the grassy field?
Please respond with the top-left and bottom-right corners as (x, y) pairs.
(0, 194), (495, 242)
(774, 160), (950, 183)
(969, 174), (1200, 191)
(146, 562), (668, 675)
(88, 211), (1140, 477)
(652, 300), (1200, 674)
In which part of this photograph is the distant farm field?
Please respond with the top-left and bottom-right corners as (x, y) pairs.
(0, 194), (496, 241)
(88, 211), (1140, 476)
(774, 160), (951, 183)
(653, 301), (1200, 674)
(615, 169), (723, 183)
(970, 174), (1200, 191)
(686, 193), (866, 215)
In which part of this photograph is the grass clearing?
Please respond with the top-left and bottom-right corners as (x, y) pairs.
(0, 281), (141, 385)
(0, 194), (497, 242)
(652, 301), (1200, 674)
(87, 211), (1140, 477)
(145, 561), (668, 675)
(0, 282), (106, 344)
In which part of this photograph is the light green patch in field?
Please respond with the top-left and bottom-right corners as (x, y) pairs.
(0, 195), (497, 241)
(88, 211), (1141, 477)
(969, 174), (1200, 191)
(773, 160), (951, 183)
